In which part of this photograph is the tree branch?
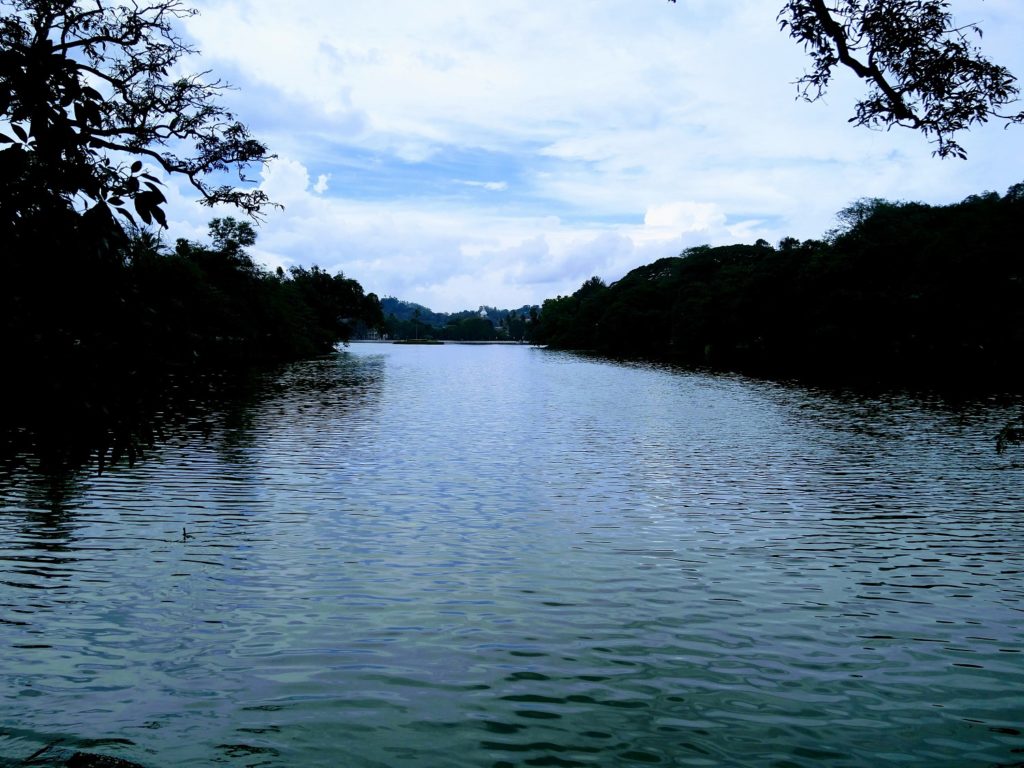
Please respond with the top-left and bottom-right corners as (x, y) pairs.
(806, 0), (917, 123)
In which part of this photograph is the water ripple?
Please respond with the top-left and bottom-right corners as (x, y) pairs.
(2, 347), (1023, 767)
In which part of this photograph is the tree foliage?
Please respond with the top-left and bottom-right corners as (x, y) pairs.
(669, 0), (1023, 158)
(0, 0), (275, 229)
(3, 216), (387, 469)
(377, 298), (539, 342)
(534, 182), (1024, 386)
(0, 2), (390, 468)
(157, 220), (383, 363)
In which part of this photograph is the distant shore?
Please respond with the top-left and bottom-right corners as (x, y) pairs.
(350, 339), (529, 345)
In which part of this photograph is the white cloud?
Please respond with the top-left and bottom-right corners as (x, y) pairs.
(643, 202), (726, 233)
(458, 180), (508, 192)
(169, 0), (1024, 311)
(259, 157), (312, 205)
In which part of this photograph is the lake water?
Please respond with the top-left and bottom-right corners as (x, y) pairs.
(2, 343), (1023, 767)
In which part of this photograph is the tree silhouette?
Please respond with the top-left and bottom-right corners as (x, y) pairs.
(0, 0), (276, 230)
(534, 181), (1024, 385)
(668, 0), (1022, 158)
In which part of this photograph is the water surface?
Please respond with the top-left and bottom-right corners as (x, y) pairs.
(2, 344), (1023, 767)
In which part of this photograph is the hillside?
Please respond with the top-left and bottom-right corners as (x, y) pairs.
(380, 297), (539, 341)
(533, 184), (1024, 386)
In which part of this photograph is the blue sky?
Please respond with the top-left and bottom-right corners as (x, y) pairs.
(159, 0), (1024, 312)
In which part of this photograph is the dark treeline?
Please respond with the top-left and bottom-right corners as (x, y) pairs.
(380, 297), (539, 342)
(1, 0), (386, 469)
(534, 184), (1024, 386)
(149, 219), (384, 366)
(2, 206), (383, 466)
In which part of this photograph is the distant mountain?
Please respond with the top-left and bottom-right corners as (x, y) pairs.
(380, 297), (537, 328)
(379, 297), (448, 326)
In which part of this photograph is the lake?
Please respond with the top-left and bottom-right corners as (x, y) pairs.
(2, 343), (1023, 767)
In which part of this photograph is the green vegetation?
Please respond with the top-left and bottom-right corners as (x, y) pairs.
(380, 298), (539, 342)
(534, 183), (1024, 386)
(0, 0), (383, 464)
(0, 0), (275, 222)
(137, 219), (383, 366)
(2, 215), (383, 463)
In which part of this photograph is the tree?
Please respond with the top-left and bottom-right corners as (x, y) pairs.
(206, 215), (258, 272)
(287, 265), (381, 349)
(828, 196), (892, 238)
(534, 181), (1024, 383)
(669, 0), (1022, 158)
(0, 0), (275, 231)
(209, 216), (257, 254)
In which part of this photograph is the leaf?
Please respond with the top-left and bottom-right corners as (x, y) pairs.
(0, 134), (14, 144)
(131, 160), (143, 173)
(115, 207), (136, 226)
(11, 124), (28, 142)
(144, 184), (166, 203)
(134, 191), (167, 227)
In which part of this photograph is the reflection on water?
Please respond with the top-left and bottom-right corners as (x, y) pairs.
(1, 345), (1023, 767)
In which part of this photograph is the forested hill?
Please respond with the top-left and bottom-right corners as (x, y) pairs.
(379, 297), (539, 341)
(533, 184), (1024, 385)
(380, 297), (536, 326)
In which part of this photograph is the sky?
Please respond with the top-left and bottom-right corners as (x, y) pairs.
(158, 0), (1024, 313)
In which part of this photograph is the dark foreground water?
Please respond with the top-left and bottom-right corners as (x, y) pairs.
(2, 344), (1023, 767)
